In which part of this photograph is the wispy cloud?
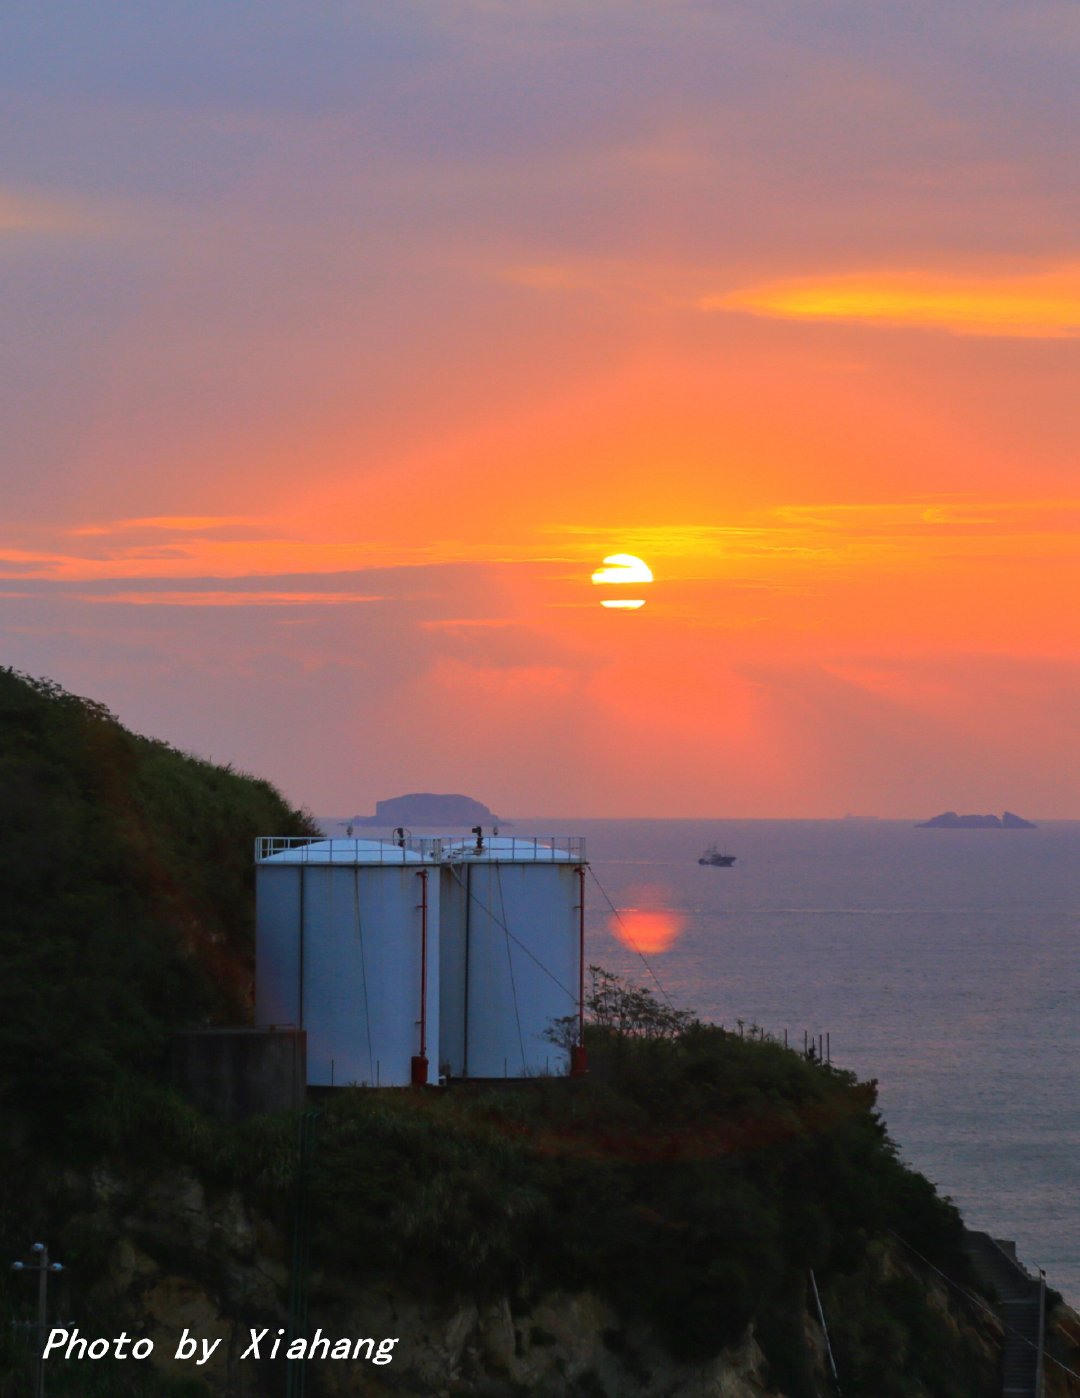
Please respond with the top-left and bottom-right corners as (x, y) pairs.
(68, 516), (261, 536)
(773, 499), (1080, 537)
(705, 264), (1080, 338)
(73, 591), (383, 607)
(0, 512), (586, 583)
(565, 499), (1080, 543)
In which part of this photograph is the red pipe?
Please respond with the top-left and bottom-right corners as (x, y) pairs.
(411, 869), (429, 1086)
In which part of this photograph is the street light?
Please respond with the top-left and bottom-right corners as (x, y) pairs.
(10, 1242), (65, 1398)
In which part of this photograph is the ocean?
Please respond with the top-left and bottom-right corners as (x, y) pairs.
(513, 817), (1080, 1303)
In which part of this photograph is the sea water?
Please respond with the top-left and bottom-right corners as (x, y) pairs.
(514, 818), (1080, 1302)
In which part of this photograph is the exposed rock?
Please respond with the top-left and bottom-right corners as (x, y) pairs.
(103, 1238), (160, 1298)
(316, 1288), (776, 1397)
(142, 1275), (233, 1383)
(1046, 1302), (1080, 1397)
(56, 1167), (791, 1398)
(38, 1166), (1023, 1398)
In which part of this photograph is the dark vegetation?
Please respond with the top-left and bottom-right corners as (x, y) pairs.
(0, 668), (997, 1396)
(0, 666), (317, 1137)
(0, 667), (315, 1395)
(302, 977), (992, 1397)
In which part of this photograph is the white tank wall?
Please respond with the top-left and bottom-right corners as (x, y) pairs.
(439, 860), (580, 1078)
(255, 863), (304, 1027)
(256, 852), (438, 1087)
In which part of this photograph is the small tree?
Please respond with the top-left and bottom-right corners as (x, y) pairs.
(586, 966), (698, 1040)
(546, 966), (699, 1050)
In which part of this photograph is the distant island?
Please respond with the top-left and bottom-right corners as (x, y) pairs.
(916, 810), (1037, 829)
(353, 792), (502, 827)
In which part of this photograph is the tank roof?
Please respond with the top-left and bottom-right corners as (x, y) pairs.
(256, 834), (586, 864)
(441, 835), (585, 863)
(257, 837), (427, 864)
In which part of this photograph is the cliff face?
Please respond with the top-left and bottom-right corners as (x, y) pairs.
(22, 1161), (1001, 1398)
(11, 1157), (775, 1398)
(281, 1291), (775, 1397)
(1047, 1305), (1080, 1398)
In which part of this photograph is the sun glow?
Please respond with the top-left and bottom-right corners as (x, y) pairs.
(591, 553), (654, 585)
(592, 553), (653, 610)
(610, 885), (686, 954)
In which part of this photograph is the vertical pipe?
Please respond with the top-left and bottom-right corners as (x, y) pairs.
(418, 870), (428, 1061)
(298, 866), (306, 1029)
(808, 1269), (840, 1391)
(35, 1247), (47, 1398)
(411, 870), (429, 1086)
(462, 864), (472, 1079)
(578, 866), (586, 1048)
(571, 865), (589, 1076)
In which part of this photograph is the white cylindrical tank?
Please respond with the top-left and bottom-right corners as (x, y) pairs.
(438, 835), (585, 1079)
(255, 838), (439, 1087)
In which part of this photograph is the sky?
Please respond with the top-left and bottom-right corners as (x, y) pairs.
(2, 1), (1077, 818)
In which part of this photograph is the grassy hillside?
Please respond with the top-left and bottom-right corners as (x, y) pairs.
(0, 666), (317, 1139)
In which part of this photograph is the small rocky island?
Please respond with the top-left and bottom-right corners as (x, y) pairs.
(917, 810), (1037, 829)
(353, 792), (501, 827)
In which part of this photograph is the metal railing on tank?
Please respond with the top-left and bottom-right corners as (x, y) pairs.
(439, 834), (587, 862)
(256, 834), (587, 864)
(254, 835), (445, 863)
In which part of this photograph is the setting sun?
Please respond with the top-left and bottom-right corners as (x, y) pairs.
(592, 553), (653, 609)
(591, 554), (654, 585)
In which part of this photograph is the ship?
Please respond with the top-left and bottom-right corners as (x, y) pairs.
(698, 843), (736, 867)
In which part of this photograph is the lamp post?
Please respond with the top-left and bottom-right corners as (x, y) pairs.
(10, 1243), (64, 1398)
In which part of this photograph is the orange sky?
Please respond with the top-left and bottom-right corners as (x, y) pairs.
(1, 3), (1077, 816)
